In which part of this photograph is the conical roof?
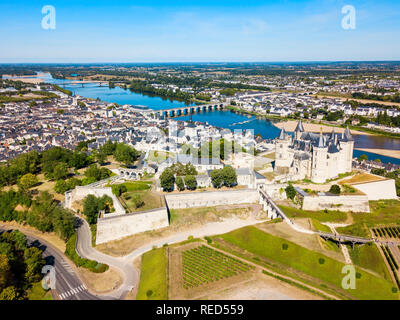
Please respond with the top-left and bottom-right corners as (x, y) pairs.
(295, 119), (305, 133)
(344, 126), (354, 141)
(278, 128), (286, 140)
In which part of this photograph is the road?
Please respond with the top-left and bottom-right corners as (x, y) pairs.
(0, 226), (108, 300)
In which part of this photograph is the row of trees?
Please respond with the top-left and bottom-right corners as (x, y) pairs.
(0, 230), (46, 300)
(210, 167), (237, 188)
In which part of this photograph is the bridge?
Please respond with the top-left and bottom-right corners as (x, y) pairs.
(258, 188), (373, 245)
(154, 103), (226, 118)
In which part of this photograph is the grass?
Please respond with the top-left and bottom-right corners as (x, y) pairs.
(279, 205), (348, 223)
(136, 247), (168, 300)
(336, 224), (370, 238)
(348, 243), (392, 281)
(215, 226), (397, 300)
(27, 282), (53, 300)
(182, 245), (253, 289)
(122, 189), (163, 213)
(339, 173), (385, 185)
(311, 219), (332, 233)
(121, 181), (153, 192)
(147, 151), (172, 164)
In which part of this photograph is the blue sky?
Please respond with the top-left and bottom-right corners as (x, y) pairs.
(1, 0), (400, 62)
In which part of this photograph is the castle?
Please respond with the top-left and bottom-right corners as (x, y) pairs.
(274, 120), (354, 183)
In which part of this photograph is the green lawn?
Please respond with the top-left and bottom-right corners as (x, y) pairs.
(27, 282), (53, 300)
(279, 205), (348, 223)
(335, 200), (400, 238)
(121, 181), (153, 192)
(216, 226), (397, 300)
(348, 243), (392, 281)
(136, 247), (168, 300)
(311, 219), (332, 233)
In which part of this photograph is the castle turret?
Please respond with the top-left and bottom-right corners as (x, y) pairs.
(294, 119), (305, 140)
(311, 131), (328, 183)
(275, 128), (292, 172)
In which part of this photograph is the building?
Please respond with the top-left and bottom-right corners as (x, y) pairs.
(274, 120), (354, 183)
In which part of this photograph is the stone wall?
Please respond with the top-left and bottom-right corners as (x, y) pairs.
(165, 189), (259, 209)
(352, 178), (397, 201)
(68, 186), (126, 216)
(302, 195), (370, 213)
(96, 207), (169, 245)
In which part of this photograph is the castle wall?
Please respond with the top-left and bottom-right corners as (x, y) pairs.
(96, 208), (169, 245)
(302, 195), (370, 212)
(352, 179), (397, 201)
(165, 189), (259, 209)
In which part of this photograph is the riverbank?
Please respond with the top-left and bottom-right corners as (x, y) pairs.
(354, 148), (400, 160)
(274, 120), (373, 136)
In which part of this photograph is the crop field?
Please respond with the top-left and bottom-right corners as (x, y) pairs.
(181, 245), (254, 289)
(372, 226), (400, 239)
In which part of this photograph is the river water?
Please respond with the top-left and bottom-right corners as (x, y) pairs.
(5, 72), (399, 164)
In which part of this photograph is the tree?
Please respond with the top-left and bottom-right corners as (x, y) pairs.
(359, 154), (368, 161)
(175, 176), (185, 191)
(160, 168), (175, 192)
(84, 164), (111, 181)
(112, 184), (127, 197)
(83, 195), (99, 225)
(222, 166), (237, 187)
(113, 143), (140, 166)
(18, 173), (38, 190)
(329, 185), (341, 195)
(24, 247), (45, 283)
(210, 169), (224, 188)
(0, 286), (19, 300)
(285, 185), (297, 200)
(53, 163), (69, 180)
(96, 151), (107, 165)
(184, 175), (197, 191)
(54, 180), (69, 194)
(0, 255), (11, 292)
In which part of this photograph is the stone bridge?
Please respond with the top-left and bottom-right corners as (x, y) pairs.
(155, 103), (226, 118)
(117, 168), (145, 180)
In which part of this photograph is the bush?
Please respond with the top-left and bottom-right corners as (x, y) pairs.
(329, 185), (341, 195)
(282, 243), (289, 250)
(65, 234), (108, 273)
(205, 236), (212, 244)
(285, 185), (297, 200)
(318, 258), (325, 265)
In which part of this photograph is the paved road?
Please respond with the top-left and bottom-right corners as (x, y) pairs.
(0, 226), (107, 300)
(75, 217), (137, 299)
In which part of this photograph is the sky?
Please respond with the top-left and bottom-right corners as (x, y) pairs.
(1, 0), (400, 62)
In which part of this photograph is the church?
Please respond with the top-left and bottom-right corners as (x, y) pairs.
(274, 120), (354, 183)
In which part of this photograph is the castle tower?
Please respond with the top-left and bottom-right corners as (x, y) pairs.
(311, 131), (328, 183)
(294, 119), (305, 140)
(275, 127), (291, 172)
(342, 126), (355, 173)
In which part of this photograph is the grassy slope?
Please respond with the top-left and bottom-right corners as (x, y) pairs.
(279, 205), (348, 222)
(348, 243), (392, 281)
(311, 219), (332, 233)
(136, 247), (168, 300)
(27, 282), (53, 300)
(218, 226), (397, 300)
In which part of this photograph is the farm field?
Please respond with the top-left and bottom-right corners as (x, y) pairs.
(182, 245), (254, 289)
(136, 247), (168, 300)
(372, 226), (400, 239)
(213, 226), (398, 300)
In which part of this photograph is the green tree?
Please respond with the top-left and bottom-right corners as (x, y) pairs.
(18, 173), (38, 190)
(53, 163), (69, 180)
(113, 143), (140, 166)
(132, 194), (144, 209)
(54, 180), (69, 194)
(359, 154), (369, 161)
(160, 168), (175, 192)
(222, 166), (237, 187)
(112, 184), (127, 197)
(285, 185), (297, 200)
(210, 169), (224, 188)
(175, 176), (185, 191)
(329, 185), (341, 195)
(83, 195), (100, 225)
(24, 247), (45, 283)
(0, 286), (19, 300)
(184, 175), (197, 191)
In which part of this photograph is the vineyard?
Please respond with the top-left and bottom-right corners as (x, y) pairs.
(381, 245), (400, 290)
(372, 226), (400, 239)
(181, 245), (254, 289)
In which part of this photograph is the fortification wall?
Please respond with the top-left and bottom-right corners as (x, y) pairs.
(302, 195), (370, 213)
(352, 179), (397, 201)
(96, 208), (169, 245)
(165, 189), (259, 209)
